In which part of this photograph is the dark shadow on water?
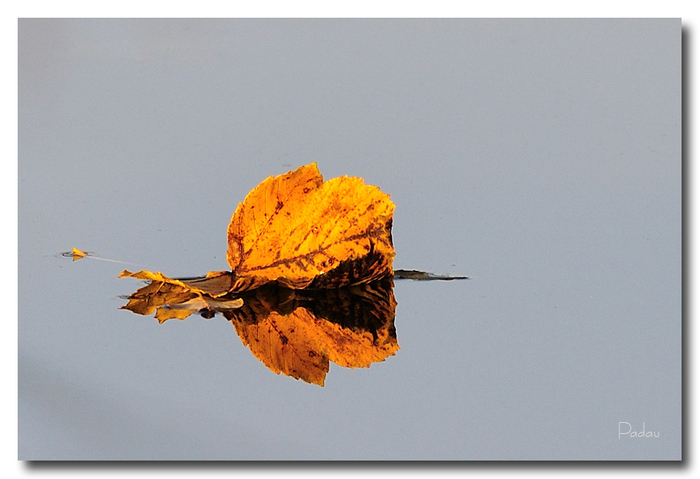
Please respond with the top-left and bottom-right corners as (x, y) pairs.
(121, 276), (400, 386)
(119, 266), (468, 386)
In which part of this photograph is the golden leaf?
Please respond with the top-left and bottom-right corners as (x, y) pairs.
(226, 163), (395, 291)
(69, 247), (88, 261)
(119, 275), (243, 324)
(118, 164), (398, 383)
(120, 279), (198, 322)
(115, 165), (471, 384)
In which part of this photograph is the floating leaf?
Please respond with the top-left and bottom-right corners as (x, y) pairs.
(63, 247), (88, 261)
(226, 163), (395, 291)
(116, 164), (468, 384)
(120, 278), (198, 321)
(118, 164), (395, 295)
(119, 277), (243, 323)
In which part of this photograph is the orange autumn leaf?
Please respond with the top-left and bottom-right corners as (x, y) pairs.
(69, 247), (88, 261)
(119, 279), (198, 319)
(119, 163), (395, 298)
(119, 275), (244, 323)
(226, 163), (395, 291)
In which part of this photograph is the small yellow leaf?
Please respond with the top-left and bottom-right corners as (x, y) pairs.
(119, 279), (199, 320)
(71, 247), (88, 261)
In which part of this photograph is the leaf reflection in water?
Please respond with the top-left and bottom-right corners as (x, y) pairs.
(115, 165), (465, 385)
(120, 275), (398, 386)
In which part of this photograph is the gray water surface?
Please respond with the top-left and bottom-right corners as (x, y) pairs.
(18, 18), (681, 460)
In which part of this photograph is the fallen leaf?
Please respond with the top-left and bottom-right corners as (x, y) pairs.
(226, 163), (395, 291)
(119, 275), (244, 323)
(119, 278), (199, 322)
(114, 164), (472, 384)
(69, 247), (88, 261)
(118, 164), (394, 294)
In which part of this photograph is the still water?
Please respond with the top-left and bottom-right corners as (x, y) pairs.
(19, 19), (681, 460)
